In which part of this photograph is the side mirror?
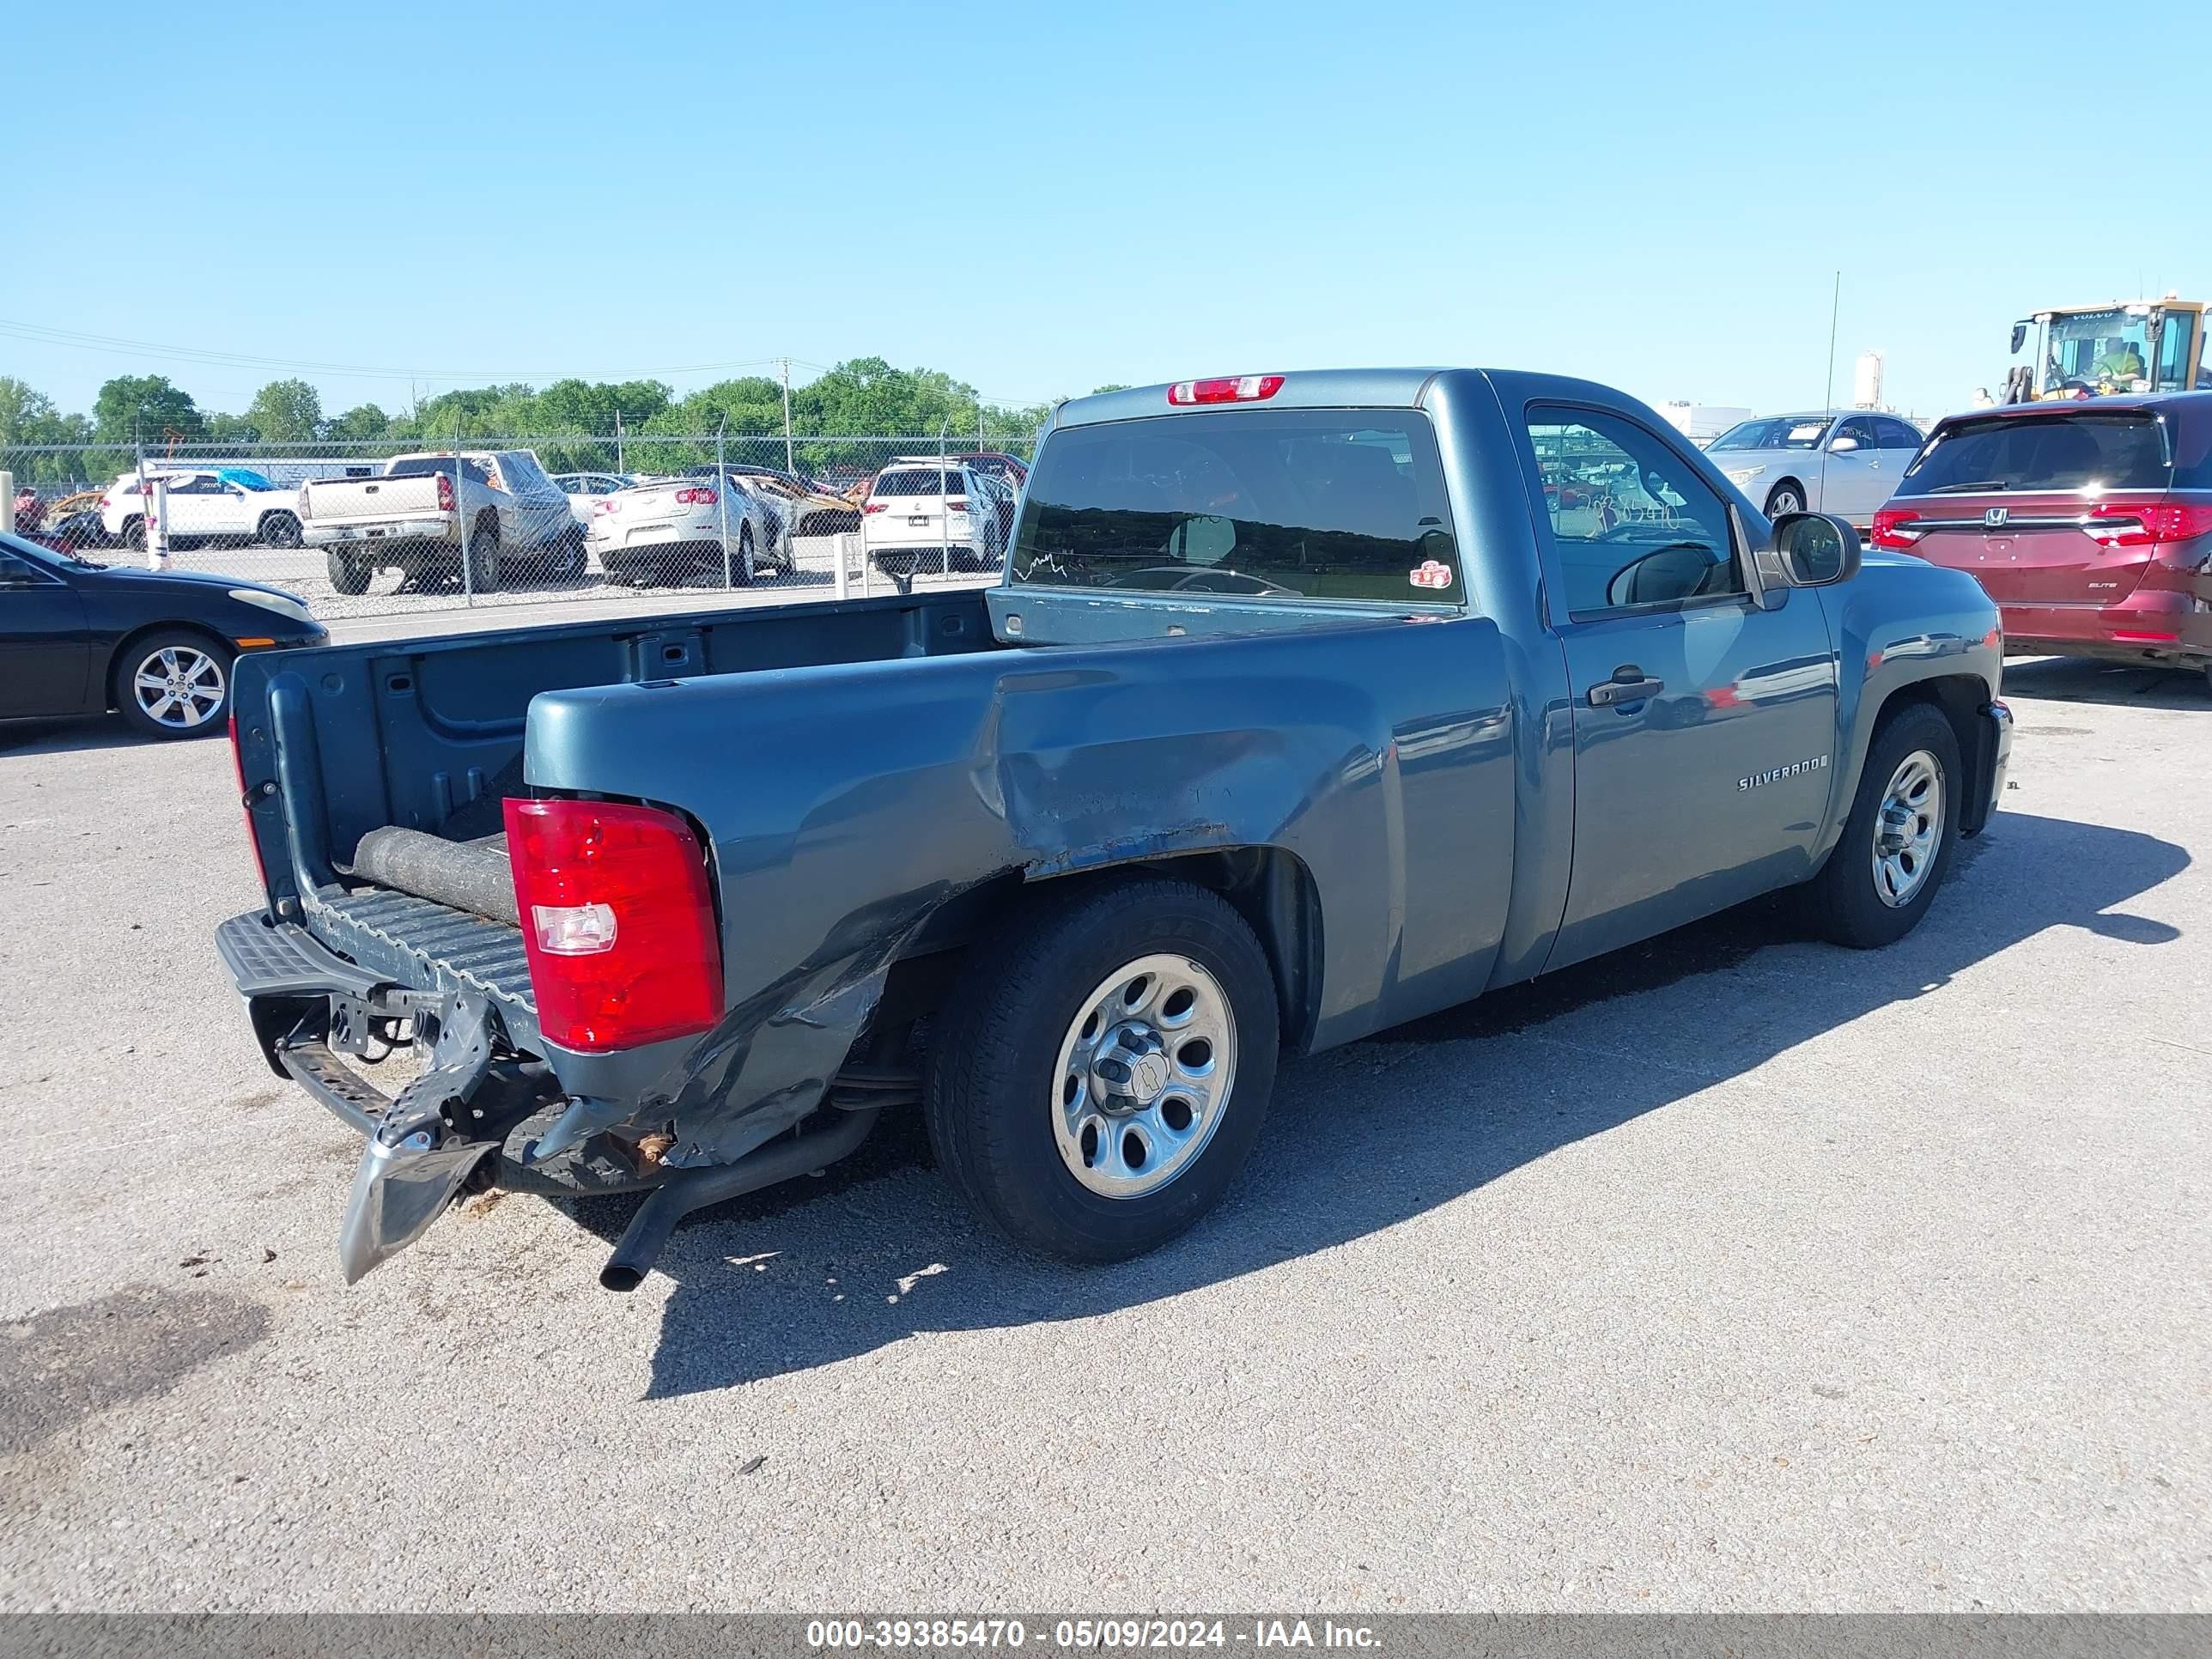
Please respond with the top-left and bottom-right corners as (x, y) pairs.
(1770, 512), (1861, 587)
(2010, 321), (2028, 355)
(1827, 434), (1860, 453)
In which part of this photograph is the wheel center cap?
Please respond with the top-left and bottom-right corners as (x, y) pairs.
(1091, 1024), (1170, 1111)
(1128, 1052), (1170, 1101)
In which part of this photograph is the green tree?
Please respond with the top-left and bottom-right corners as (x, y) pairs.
(245, 378), (324, 445)
(0, 376), (64, 443)
(1090, 384), (1133, 394)
(204, 411), (262, 444)
(93, 375), (206, 445)
(0, 377), (106, 484)
(325, 403), (391, 443)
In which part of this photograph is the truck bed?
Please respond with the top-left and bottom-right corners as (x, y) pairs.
(230, 588), (1006, 942)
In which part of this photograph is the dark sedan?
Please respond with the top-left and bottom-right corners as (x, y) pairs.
(0, 532), (326, 739)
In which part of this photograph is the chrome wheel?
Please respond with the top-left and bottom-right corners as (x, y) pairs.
(1767, 487), (1805, 517)
(1052, 952), (1237, 1200)
(1871, 748), (1943, 908)
(131, 644), (226, 732)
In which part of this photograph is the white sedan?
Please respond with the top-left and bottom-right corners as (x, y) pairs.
(586, 470), (793, 586)
(551, 471), (636, 529)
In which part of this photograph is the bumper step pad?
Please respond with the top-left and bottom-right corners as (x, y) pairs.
(216, 912), (386, 999)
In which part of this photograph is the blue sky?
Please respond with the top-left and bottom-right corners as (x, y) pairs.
(9, 0), (2205, 426)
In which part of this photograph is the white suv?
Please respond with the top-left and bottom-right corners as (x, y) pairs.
(860, 459), (1004, 575)
(99, 467), (307, 550)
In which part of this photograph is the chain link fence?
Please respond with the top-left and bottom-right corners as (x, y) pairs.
(4, 430), (1037, 620)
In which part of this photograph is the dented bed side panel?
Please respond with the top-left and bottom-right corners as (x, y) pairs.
(520, 616), (1520, 1170)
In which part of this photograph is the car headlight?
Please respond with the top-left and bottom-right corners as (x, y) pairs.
(228, 587), (315, 627)
(1723, 465), (1765, 487)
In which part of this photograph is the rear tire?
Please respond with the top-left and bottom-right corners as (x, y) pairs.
(260, 511), (303, 550)
(326, 549), (371, 594)
(122, 516), (145, 551)
(1802, 702), (1961, 949)
(924, 878), (1279, 1262)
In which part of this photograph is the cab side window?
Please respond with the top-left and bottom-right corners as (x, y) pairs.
(1873, 417), (1923, 451)
(1525, 406), (1741, 617)
(1833, 416), (1881, 449)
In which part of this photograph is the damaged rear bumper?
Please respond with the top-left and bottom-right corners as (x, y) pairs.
(218, 912), (629, 1281)
(216, 910), (891, 1287)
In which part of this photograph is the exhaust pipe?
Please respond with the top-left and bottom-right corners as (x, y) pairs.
(600, 1107), (881, 1292)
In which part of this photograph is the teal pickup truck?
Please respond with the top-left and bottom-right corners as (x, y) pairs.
(217, 368), (2013, 1289)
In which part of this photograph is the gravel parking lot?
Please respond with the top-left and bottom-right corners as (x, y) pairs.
(0, 653), (2206, 1612)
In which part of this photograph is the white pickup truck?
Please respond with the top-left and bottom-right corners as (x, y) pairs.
(301, 450), (582, 594)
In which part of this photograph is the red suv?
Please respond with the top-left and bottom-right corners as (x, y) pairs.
(1872, 394), (2212, 692)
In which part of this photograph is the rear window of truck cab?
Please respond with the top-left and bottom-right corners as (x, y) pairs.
(1897, 410), (2171, 495)
(1009, 408), (1461, 604)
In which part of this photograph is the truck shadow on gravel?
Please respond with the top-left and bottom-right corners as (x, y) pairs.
(595, 810), (2187, 1398)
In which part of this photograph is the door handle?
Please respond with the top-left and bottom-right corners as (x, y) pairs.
(1588, 666), (1664, 708)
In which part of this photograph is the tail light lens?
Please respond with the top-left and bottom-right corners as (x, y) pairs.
(436, 471), (455, 514)
(1168, 374), (1285, 404)
(1870, 507), (1923, 550)
(674, 485), (717, 505)
(593, 497), (618, 514)
(863, 501), (887, 514)
(944, 497), (968, 514)
(228, 715), (270, 893)
(2084, 501), (2212, 548)
(296, 485), (309, 515)
(504, 798), (722, 1054)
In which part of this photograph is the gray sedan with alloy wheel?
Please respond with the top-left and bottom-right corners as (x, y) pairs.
(0, 532), (325, 740)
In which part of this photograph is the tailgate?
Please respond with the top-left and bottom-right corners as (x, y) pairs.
(305, 476), (442, 525)
(1890, 490), (2158, 605)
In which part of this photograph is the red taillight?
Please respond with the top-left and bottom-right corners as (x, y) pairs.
(1168, 374), (1285, 405)
(944, 497), (967, 513)
(229, 715), (270, 893)
(674, 485), (717, 505)
(593, 497), (618, 514)
(1870, 507), (1923, 550)
(436, 471), (455, 513)
(862, 501), (888, 514)
(2084, 501), (2212, 547)
(504, 798), (723, 1054)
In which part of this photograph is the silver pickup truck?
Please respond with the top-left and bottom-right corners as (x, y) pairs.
(301, 449), (583, 594)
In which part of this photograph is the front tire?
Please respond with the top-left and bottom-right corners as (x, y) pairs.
(465, 517), (502, 592)
(1765, 483), (1807, 519)
(114, 630), (233, 740)
(925, 878), (1280, 1262)
(1803, 702), (1961, 948)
